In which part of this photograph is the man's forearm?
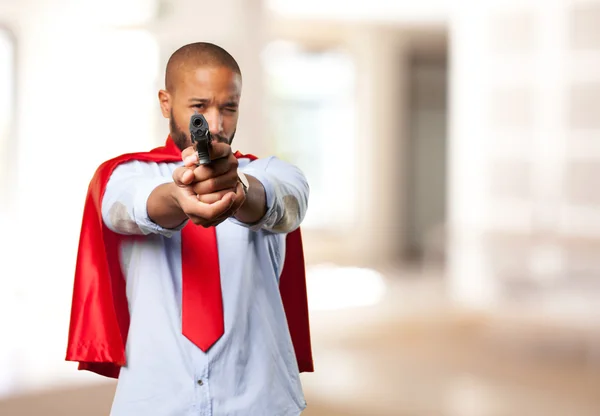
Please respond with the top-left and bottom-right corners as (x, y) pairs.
(147, 183), (188, 229)
(234, 175), (267, 225)
(148, 175), (267, 229)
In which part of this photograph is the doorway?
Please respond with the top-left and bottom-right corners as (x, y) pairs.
(404, 32), (448, 268)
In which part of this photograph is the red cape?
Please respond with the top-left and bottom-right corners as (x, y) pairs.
(65, 137), (314, 378)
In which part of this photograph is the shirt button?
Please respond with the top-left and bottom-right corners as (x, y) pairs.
(197, 379), (204, 386)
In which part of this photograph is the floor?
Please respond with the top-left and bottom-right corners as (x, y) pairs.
(1, 270), (600, 416)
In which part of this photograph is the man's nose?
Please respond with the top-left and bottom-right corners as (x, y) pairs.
(203, 109), (223, 135)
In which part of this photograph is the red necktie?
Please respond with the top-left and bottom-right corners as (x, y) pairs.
(180, 223), (224, 351)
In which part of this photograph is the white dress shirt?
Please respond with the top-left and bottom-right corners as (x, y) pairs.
(101, 155), (310, 416)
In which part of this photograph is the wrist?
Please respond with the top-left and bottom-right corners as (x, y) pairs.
(147, 182), (188, 229)
(168, 182), (182, 210)
(233, 174), (266, 224)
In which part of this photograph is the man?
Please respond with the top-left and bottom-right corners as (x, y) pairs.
(65, 42), (313, 416)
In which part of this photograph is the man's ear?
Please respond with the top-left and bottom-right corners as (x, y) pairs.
(158, 89), (171, 118)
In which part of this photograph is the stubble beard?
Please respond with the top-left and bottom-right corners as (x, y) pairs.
(169, 110), (236, 151)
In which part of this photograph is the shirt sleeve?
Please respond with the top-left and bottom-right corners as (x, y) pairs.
(229, 156), (309, 234)
(101, 160), (187, 237)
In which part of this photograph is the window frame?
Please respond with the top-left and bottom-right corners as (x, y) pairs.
(0, 23), (17, 213)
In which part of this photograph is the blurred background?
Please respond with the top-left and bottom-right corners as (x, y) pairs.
(1, 0), (600, 415)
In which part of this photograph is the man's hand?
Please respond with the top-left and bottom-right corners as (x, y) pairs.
(171, 142), (246, 227)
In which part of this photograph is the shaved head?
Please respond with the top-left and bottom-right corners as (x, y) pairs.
(159, 42), (243, 150)
(165, 42), (241, 93)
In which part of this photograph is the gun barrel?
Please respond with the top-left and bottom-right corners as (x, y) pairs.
(189, 113), (212, 165)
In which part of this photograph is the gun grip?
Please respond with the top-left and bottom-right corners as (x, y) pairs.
(196, 142), (211, 165)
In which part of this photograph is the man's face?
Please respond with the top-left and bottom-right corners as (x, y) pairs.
(160, 66), (242, 150)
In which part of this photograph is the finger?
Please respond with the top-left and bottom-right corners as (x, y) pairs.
(192, 169), (239, 195)
(181, 146), (197, 162)
(215, 183), (245, 218)
(196, 189), (236, 205)
(190, 156), (237, 183)
(188, 187), (241, 226)
(185, 192), (236, 220)
(173, 166), (195, 186)
(183, 154), (198, 168)
(187, 213), (228, 228)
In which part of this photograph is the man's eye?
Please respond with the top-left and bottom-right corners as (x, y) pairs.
(224, 107), (238, 113)
(192, 104), (205, 109)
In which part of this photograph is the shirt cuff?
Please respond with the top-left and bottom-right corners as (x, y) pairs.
(133, 177), (188, 237)
(228, 167), (278, 232)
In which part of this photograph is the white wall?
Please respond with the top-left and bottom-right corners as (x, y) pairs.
(447, 0), (600, 312)
(0, 0), (268, 396)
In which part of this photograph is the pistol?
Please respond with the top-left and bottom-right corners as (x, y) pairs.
(189, 112), (212, 165)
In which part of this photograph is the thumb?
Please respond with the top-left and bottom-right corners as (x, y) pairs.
(172, 166), (194, 187)
(181, 146), (198, 166)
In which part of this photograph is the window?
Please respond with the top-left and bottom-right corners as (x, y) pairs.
(0, 27), (14, 212)
(0, 25), (15, 396)
(0, 25), (160, 395)
(263, 41), (357, 229)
